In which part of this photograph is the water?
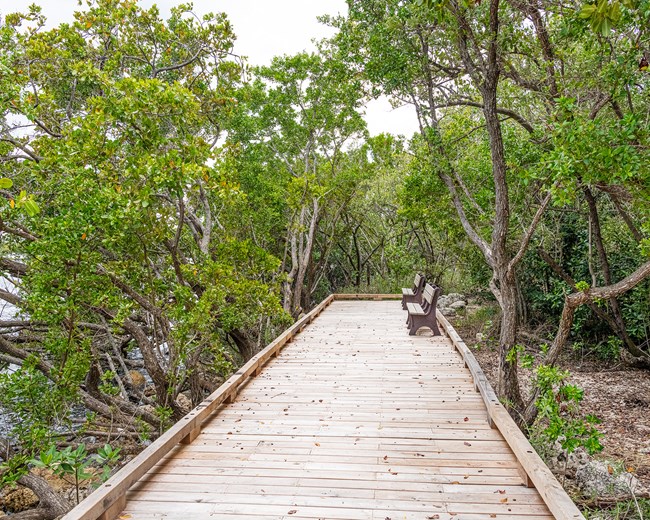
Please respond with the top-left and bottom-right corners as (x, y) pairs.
(0, 277), (21, 439)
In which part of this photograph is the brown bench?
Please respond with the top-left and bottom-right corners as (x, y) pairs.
(401, 273), (426, 310)
(406, 283), (441, 336)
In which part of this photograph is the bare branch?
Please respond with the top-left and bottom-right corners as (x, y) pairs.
(434, 100), (535, 134)
(152, 46), (205, 77)
(508, 188), (553, 272)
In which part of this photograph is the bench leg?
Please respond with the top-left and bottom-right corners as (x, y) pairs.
(406, 313), (414, 327)
(430, 319), (441, 336)
(408, 316), (441, 336)
(409, 316), (422, 335)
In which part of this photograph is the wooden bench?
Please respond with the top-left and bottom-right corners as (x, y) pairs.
(406, 283), (441, 336)
(401, 273), (426, 310)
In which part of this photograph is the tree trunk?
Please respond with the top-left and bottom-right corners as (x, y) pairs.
(11, 474), (73, 520)
(495, 269), (525, 413)
(291, 198), (320, 317)
(523, 260), (650, 423)
(583, 186), (646, 359)
(479, 0), (524, 414)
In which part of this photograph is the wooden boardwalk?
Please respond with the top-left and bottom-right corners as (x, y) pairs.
(65, 297), (584, 520)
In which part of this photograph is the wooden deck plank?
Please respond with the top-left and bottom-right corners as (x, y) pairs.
(64, 298), (582, 520)
(118, 300), (550, 519)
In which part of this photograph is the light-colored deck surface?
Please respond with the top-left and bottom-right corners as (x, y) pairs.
(124, 300), (552, 519)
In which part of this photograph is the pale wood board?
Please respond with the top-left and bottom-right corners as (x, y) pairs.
(65, 297), (582, 520)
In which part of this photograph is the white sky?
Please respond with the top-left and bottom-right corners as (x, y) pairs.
(2, 0), (418, 137)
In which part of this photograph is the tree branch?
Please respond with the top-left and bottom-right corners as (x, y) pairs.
(152, 46), (205, 77)
(434, 100), (535, 134)
(508, 188), (553, 272)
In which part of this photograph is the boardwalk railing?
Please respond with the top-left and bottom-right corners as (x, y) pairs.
(63, 294), (583, 520)
(436, 311), (584, 520)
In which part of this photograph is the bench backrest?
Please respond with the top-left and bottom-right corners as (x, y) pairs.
(413, 274), (426, 294)
(423, 283), (440, 308)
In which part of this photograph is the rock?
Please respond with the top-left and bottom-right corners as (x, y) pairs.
(129, 370), (146, 389)
(80, 436), (97, 445)
(2, 486), (39, 512)
(475, 333), (485, 342)
(438, 293), (466, 311)
(450, 300), (467, 310)
(446, 292), (465, 301)
(176, 393), (192, 410)
(547, 445), (589, 473)
(575, 460), (641, 497)
(139, 404), (156, 416)
(439, 307), (456, 317)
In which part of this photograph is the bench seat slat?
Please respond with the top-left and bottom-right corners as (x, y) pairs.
(407, 302), (425, 315)
(402, 288), (414, 296)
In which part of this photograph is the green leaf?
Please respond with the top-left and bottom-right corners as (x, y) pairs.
(574, 280), (590, 292)
(23, 199), (40, 217)
(78, 469), (93, 480)
(0, 178), (13, 189)
(598, 17), (612, 35)
(579, 4), (597, 17)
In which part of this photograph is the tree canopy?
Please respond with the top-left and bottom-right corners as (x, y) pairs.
(0, 0), (649, 513)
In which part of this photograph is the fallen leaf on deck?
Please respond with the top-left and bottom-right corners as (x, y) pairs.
(464, 441), (471, 446)
(500, 498), (508, 503)
(288, 510), (297, 515)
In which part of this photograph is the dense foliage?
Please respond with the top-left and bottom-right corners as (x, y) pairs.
(0, 0), (648, 514)
(326, 0), (650, 416)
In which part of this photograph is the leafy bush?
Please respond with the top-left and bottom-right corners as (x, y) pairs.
(529, 365), (603, 462)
